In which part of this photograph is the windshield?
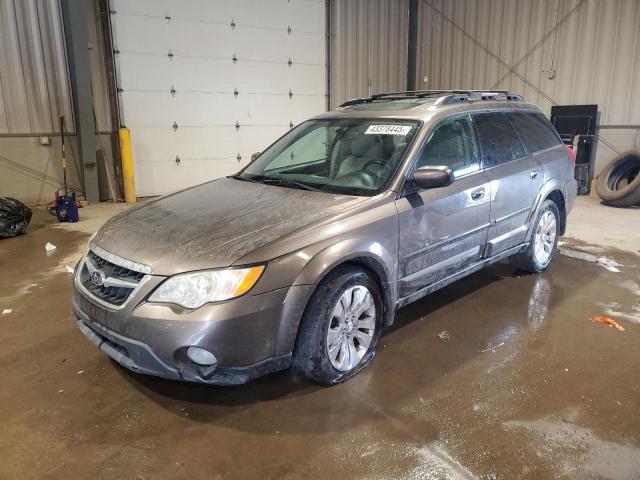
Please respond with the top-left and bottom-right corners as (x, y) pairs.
(237, 118), (421, 196)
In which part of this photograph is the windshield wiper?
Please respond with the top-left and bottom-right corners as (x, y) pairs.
(229, 174), (260, 183)
(231, 174), (321, 191)
(258, 177), (321, 192)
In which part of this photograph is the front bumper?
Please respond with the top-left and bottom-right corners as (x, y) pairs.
(72, 281), (314, 385)
(75, 312), (290, 384)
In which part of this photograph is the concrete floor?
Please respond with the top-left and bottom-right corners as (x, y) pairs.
(0, 198), (639, 479)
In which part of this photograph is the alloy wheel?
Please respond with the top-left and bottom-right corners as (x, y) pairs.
(534, 210), (557, 266)
(326, 285), (376, 372)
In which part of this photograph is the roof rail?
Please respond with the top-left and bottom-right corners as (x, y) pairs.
(434, 91), (524, 105)
(338, 90), (524, 108)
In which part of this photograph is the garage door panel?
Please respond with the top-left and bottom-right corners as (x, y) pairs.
(233, 64), (326, 93)
(119, 55), (325, 95)
(130, 126), (240, 161)
(113, 0), (324, 31)
(111, 0), (174, 17)
(114, 10), (323, 65)
(111, 14), (170, 54)
(113, 0), (326, 196)
(288, 1), (325, 33)
(128, 125), (313, 172)
(122, 92), (239, 126)
(237, 126), (290, 154)
(135, 158), (244, 197)
(287, 34), (325, 65)
(235, 96), (324, 125)
(122, 91), (322, 128)
(116, 54), (177, 91)
(288, 96), (326, 124)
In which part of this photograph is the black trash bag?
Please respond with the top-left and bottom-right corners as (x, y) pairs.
(0, 197), (32, 239)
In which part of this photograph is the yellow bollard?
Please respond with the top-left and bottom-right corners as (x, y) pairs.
(118, 128), (136, 203)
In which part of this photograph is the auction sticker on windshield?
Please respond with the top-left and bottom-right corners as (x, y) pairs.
(365, 125), (412, 135)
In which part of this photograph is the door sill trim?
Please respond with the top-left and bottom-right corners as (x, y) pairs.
(396, 243), (528, 309)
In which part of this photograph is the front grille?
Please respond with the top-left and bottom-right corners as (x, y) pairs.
(79, 245), (149, 307)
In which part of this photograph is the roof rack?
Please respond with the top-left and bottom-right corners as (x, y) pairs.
(338, 90), (524, 108)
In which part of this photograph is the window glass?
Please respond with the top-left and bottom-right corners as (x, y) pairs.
(415, 116), (480, 177)
(240, 119), (420, 196)
(506, 112), (562, 154)
(473, 112), (526, 167)
(267, 126), (329, 170)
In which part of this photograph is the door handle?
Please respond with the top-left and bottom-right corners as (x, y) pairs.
(471, 188), (485, 201)
(529, 169), (539, 179)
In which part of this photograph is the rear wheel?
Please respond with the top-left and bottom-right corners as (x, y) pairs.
(292, 265), (382, 385)
(509, 200), (560, 273)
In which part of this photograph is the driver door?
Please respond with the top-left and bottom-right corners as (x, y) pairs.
(395, 115), (491, 299)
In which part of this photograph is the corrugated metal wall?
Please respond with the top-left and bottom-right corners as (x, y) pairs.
(330, 0), (409, 108)
(415, 0), (640, 174)
(0, 0), (118, 205)
(0, 0), (74, 134)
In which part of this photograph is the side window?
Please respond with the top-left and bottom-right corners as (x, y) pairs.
(473, 112), (526, 167)
(506, 112), (562, 154)
(415, 116), (480, 177)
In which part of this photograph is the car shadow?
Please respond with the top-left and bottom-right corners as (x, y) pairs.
(118, 258), (536, 433)
(113, 255), (601, 436)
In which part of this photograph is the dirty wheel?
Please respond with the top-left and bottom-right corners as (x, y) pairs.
(292, 265), (382, 385)
(509, 200), (560, 273)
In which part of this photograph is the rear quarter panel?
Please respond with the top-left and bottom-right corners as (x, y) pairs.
(532, 144), (578, 232)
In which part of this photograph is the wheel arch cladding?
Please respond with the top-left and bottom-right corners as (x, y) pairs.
(342, 257), (394, 327)
(310, 256), (394, 328)
(292, 241), (397, 336)
(545, 189), (566, 235)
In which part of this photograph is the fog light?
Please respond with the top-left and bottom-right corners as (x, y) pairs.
(187, 346), (217, 366)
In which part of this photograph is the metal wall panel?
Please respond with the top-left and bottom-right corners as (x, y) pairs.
(0, 0), (74, 133)
(111, 0), (327, 196)
(415, 0), (640, 174)
(330, 0), (409, 108)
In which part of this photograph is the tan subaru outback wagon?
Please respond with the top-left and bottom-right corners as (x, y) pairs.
(72, 90), (577, 386)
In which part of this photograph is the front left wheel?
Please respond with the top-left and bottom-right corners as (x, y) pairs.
(292, 265), (382, 385)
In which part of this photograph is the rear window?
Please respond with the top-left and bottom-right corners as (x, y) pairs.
(473, 112), (525, 167)
(507, 112), (562, 154)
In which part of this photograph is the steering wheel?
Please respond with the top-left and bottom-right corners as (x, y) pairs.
(363, 158), (393, 177)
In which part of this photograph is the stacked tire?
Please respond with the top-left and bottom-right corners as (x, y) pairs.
(596, 150), (640, 207)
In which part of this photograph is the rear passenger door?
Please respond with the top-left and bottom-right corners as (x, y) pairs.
(506, 111), (568, 188)
(396, 115), (491, 298)
(473, 112), (543, 256)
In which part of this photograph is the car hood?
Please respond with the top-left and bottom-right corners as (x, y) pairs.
(92, 177), (368, 275)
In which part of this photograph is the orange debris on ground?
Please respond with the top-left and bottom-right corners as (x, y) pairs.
(591, 315), (625, 331)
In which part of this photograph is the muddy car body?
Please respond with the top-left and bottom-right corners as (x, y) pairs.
(72, 90), (577, 385)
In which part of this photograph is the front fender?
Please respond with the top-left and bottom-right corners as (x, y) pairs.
(293, 237), (397, 327)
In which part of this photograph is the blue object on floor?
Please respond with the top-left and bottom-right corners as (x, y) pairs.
(56, 191), (79, 223)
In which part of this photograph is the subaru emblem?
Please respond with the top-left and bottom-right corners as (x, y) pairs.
(90, 270), (105, 286)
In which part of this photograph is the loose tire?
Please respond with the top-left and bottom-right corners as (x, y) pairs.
(509, 200), (560, 273)
(595, 150), (640, 207)
(292, 265), (382, 386)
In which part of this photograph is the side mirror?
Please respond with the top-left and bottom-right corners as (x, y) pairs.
(251, 152), (261, 161)
(411, 166), (454, 189)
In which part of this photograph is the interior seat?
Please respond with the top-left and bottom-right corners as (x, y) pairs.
(336, 135), (384, 177)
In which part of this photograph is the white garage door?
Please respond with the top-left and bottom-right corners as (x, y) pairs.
(110, 0), (327, 197)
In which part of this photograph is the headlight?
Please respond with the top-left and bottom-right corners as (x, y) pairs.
(148, 265), (265, 309)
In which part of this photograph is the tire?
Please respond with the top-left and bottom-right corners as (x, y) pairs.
(509, 200), (560, 273)
(595, 150), (640, 207)
(291, 265), (383, 386)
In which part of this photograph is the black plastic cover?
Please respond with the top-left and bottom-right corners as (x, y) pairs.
(0, 197), (32, 239)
